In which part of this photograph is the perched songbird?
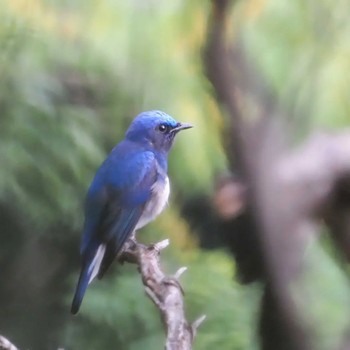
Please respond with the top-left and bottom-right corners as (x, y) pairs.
(71, 110), (192, 314)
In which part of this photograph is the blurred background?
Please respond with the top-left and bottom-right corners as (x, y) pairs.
(0, 0), (350, 349)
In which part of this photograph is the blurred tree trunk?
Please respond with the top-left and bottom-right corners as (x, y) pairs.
(204, 1), (350, 349)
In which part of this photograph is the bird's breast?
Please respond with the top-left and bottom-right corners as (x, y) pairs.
(136, 176), (170, 230)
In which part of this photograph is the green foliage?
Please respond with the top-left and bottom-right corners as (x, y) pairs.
(295, 237), (350, 350)
(241, 0), (350, 130)
(0, 1), (232, 349)
(0, 0), (226, 233)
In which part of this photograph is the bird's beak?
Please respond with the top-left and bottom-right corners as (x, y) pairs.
(171, 122), (193, 133)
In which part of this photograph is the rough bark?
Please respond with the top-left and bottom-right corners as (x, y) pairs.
(120, 239), (205, 350)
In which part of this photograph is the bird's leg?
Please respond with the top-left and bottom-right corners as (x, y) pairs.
(128, 230), (138, 245)
(118, 232), (139, 264)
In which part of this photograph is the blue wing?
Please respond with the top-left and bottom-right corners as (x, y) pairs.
(71, 143), (158, 314)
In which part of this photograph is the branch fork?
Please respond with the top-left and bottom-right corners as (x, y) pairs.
(120, 238), (205, 350)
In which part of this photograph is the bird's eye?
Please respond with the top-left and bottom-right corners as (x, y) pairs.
(158, 123), (168, 133)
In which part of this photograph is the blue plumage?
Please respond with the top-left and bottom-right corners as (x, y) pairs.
(71, 110), (192, 314)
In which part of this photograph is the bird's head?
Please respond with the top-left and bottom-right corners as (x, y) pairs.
(125, 110), (193, 152)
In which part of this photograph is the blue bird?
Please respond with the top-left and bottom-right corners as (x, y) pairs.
(71, 110), (192, 314)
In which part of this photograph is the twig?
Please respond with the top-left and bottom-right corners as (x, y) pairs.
(120, 239), (204, 350)
(0, 336), (19, 350)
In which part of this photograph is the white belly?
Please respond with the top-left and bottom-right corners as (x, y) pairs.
(136, 176), (170, 230)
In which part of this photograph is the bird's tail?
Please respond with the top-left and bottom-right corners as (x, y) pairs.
(71, 244), (106, 314)
(71, 266), (90, 315)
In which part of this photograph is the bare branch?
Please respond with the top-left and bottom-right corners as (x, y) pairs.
(120, 239), (204, 350)
(174, 267), (187, 279)
(0, 336), (19, 350)
(279, 131), (350, 258)
(191, 315), (206, 339)
(204, 1), (313, 349)
(204, 1), (350, 349)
